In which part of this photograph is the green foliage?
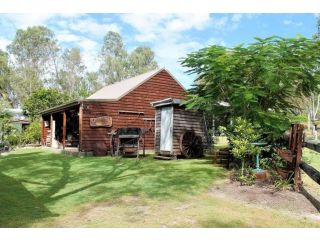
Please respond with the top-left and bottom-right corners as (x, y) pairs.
(181, 36), (320, 140)
(0, 110), (14, 143)
(227, 117), (260, 160)
(234, 168), (256, 186)
(5, 130), (21, 146)
(21, 121), (41, 144)
(0, 50), (13, 103)
(57, 48), (88, 99)
(22, 88), (68, 120)
(7, 26), (59, 101)
(225, 118), (260, 178)
(273, 172), (294, 191)
(128, 47), (158, 75)
(99, 31), (158, 84)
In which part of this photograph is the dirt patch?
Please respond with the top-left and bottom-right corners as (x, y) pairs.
(210, 180), (320, 220)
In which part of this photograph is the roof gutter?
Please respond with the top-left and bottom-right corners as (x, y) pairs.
(40, 100), (82, 115)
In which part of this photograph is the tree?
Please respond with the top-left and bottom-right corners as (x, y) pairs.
(128, 47), (158, 76)
(22, 88), (68, 120)
(307, 16), (320, 139)
(181, 36), (320, 140)
(99, 31), (128, 84)
(0, 99), (14, 143)
(0, 50), (13, 104)
(99, 31), (158, 84)
(57, 48), (87, 99)
(7, 26), (59, 103)
(226, 117), (260, 178)
(86, 71), (102, 94)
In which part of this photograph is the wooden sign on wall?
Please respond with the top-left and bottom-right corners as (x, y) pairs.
(90, 116), (112, 127)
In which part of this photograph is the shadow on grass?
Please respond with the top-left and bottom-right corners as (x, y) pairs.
(0, 150), (226, 227)
(0, 172), (55, 227)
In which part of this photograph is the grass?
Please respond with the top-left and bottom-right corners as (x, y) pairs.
(302, 148), (320, 171)
(0, 148), (224, 227)
(1, 148), (320, 227)
(301, 148), (320, 198)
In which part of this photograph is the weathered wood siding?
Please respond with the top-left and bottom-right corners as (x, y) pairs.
(155, 109), (161, 154)
(81, 70), (185, 154)
(172, 108), (204, 156)
(154, 106), (205, 157)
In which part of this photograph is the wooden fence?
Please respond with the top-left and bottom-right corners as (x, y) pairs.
(276, 124), (320, 192)
(275, 124), (320, 210)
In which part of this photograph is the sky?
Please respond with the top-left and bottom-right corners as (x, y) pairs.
(0, 13), (318, 88)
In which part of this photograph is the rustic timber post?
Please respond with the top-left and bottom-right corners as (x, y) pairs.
(50, 114), (53, 147)
(79, 103), (83, 152)
(62, 111), (66, 149)
(293, 124), (304, 191)
(40, 116), (44, 145)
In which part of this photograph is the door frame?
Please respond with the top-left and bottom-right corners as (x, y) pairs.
(160, 106), (173, 154)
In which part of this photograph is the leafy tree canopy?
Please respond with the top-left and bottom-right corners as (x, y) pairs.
(0, 50), (12, 103)
(99, 31), (158, 84)
(181, 36), (320, 139)
(7, 26), (59, 101)
(22, 88), (68, 120)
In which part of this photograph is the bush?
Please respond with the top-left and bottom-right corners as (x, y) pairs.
(226, 117), (261, 176)
(5, 131), (21, 146)
(232, 167), (256, 186)
(22, 121), (41, 144)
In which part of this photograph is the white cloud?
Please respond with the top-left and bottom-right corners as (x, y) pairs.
(166, 14), (211, 32)
(2, 13), (53, 29)
(231, 14), (243, 23)
(120, 13), (233, 88)
(121, 13), (213, 42)
(282, 19), (303, 27)
(56, 31), (80, 42)
(59, 17), (120, 38)
(56, 32), (99, 71)
(0, 37), (10, 50)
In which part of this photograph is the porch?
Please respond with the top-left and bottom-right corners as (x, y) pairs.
(41, 101), (82, 151)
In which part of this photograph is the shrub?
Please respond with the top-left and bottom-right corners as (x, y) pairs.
(226, 117), (261, 176)
(5, 131), (21, 146)
(22, 121), (41, 144)
(232, 168), (256, 186)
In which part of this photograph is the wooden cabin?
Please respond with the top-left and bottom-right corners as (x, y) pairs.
(40, 68), (186, 155)
(151, 98), (205, 159)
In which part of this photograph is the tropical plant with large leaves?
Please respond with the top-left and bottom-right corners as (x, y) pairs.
(181, 36), (320, 140)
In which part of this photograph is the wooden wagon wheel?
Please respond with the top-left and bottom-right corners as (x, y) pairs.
(109, 130), (118, 156)
(180, 130), (203, 158)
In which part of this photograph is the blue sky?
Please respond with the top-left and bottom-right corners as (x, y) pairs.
(0, 13), (318, 88)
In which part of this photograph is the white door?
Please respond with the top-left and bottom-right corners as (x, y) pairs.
(51, 120), (59, 148)
(160, 106), (173, 152)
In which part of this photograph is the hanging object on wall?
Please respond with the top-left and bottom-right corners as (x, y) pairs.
(90, 116), (113, 127)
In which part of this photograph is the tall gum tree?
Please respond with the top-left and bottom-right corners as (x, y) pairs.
(7, 26), (59, 103)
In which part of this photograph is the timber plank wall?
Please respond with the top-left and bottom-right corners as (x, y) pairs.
(155, 107), (205, 157)
(81, 70), (185, 154)
(172, 108), (204, 156)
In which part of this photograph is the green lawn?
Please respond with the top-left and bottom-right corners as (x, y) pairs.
(302, 148), (320, 198)
(302, 148), (320, 171)
(1, 148), (320, 227)
(0, 148), (225, 227)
